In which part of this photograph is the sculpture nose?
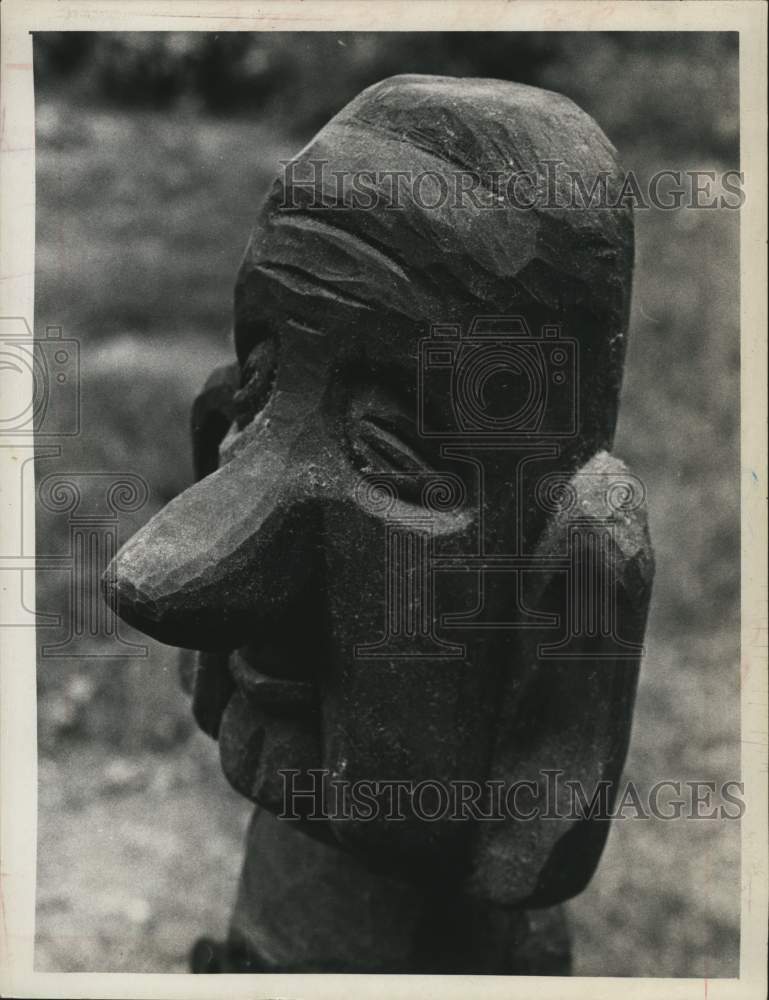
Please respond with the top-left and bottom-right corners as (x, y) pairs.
(103, 440), (317, 651)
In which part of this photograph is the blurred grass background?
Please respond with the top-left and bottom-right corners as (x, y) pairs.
(33, 32), (740, 976)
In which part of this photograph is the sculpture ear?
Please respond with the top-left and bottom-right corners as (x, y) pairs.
(465, 451), (654, 908)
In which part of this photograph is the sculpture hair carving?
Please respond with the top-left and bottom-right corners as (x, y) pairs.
(235, 75), (634, 452)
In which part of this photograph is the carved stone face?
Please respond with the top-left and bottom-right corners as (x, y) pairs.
(106, 76), (648, 903)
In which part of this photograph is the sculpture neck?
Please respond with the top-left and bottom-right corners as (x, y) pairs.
(224, 807), (569, 974)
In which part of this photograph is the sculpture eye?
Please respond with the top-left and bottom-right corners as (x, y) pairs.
(233, 337), (278, 430)
(355, 413), (430, 474)
(347, 385), (434, 477)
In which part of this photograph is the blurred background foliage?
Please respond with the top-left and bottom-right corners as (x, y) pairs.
(35, 31), (738, 159)
(33, 32), (740, 977)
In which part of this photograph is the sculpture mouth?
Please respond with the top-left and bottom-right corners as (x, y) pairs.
(229, 647), (317, 714)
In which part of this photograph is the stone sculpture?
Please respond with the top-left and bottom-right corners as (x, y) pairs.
(104, 75), (653, 974)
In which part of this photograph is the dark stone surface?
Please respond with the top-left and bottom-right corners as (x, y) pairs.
(104, 75), (652, 972)
(193, 808), (571, 975)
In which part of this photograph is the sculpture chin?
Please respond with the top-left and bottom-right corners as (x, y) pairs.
(218, 684), (322, 814)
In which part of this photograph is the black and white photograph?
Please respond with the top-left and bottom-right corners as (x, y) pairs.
(0, 2), (766, 997)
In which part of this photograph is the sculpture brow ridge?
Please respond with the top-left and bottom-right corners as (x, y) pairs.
(252, 261), (377, 312)
(272, 211), (411, 285)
